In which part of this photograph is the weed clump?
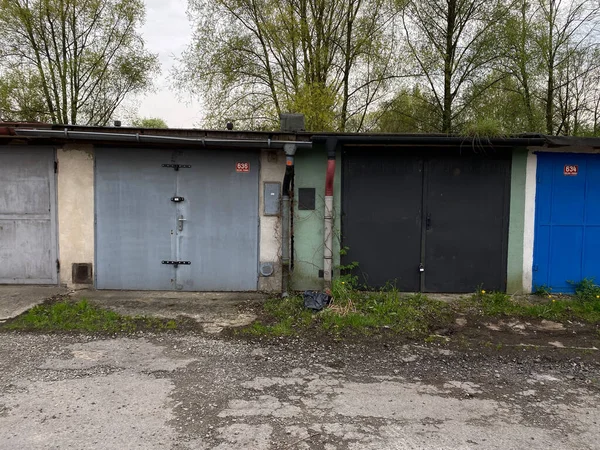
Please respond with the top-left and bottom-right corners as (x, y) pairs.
(570, 278), (600, 303)
(3, 299), (178, 333)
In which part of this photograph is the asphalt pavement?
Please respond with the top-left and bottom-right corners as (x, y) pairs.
(0, 331), (599, 449)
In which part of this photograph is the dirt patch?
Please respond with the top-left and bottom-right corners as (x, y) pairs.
(225, 301), (600, 368)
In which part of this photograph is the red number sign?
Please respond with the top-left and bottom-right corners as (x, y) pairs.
(564, 165), (578, 176)
(236, 162), (250, 172)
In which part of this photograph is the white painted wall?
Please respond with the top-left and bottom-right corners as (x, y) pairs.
(522, 150), (538, 293)
(57, 145), (94, 287)
(258, 149), (286, 291)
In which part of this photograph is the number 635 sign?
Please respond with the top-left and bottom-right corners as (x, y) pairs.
(236, 162), (250, 172)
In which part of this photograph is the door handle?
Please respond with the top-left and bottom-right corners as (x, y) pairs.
(426, 213), (431, 230)
(178, 215), (187, 232)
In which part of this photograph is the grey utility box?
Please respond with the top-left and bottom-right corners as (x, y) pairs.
(264, 182), (281, 215)
(279, 113), (305, 132)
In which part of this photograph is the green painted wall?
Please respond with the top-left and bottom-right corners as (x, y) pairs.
(507, 148), (528, 294)
(291, 149), (342, 290)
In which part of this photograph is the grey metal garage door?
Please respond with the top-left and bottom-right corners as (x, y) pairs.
(95, 148), (259, 291)
(0, 147), (58, 284)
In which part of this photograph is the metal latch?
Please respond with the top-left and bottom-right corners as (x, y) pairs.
(171, 197), (185, 202)
(178, 215), (186, 232)
(162, 164), (191, 171)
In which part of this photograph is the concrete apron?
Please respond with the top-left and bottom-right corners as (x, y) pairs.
(0, 286), (266, 333)
(72, 289), (267, 333)
(0, 285), (67, 321)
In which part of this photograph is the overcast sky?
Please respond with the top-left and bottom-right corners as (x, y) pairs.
(136, 0), (199, 128)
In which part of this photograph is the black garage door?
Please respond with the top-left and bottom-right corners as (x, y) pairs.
(342, 148), (511, 293)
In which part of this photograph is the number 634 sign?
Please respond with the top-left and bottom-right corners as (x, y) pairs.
(564, 165), (578, 176)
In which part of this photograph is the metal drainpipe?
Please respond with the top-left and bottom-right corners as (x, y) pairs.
(281, 144), (297, 296)
(323, 139), (338, 290)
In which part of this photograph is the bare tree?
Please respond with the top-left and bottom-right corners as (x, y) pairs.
(0, 0), (159, 125)
(534, 0), (600, 134)
(555, 46), (600, 135)
(499, 0), (543, 131)
(402, 0), (513, 133)
(175, 0), (402, 131)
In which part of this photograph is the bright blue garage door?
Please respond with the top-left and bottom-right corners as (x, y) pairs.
(533, 153), (600, 293)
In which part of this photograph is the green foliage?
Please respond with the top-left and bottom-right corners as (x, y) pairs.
(244, 296), (315, 336)
(331, 246), (360, 305)
(463, 289), (600, 323)
(285, 83), (338, 132)
(373, 88), (439, 133)
(0, 69), (51, 122)
(0, 0), (159, 125)
(570, 278), (600, 303)
(3, 299), (178, 333)
(474, 291), (523, 316)
(403, 0), (512, 133)
(326, 290), (453, 337)
(463, 118), (507, 138)
(131, 117), (169, 128)
(533, 284), (552, 297)
(175, 0), (399, 131)
(246, 283), (600, 340)
(174, 0), (600, 136)
(243, 288), (453, 339)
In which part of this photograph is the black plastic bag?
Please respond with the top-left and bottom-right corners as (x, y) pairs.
(303, 290), (331, 311)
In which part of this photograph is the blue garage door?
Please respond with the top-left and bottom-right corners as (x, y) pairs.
(533, 153), (600, 293)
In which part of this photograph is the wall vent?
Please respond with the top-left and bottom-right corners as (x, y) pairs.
(72, 263), (93, 284)
(259, 262), (275, 277)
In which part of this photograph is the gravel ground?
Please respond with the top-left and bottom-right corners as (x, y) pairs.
(0, 329), (599, 450)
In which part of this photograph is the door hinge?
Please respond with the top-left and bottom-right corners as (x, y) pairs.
(56, 259), (60, 272)
(54, 161), (58, 174)
(533, 265), (538, 272)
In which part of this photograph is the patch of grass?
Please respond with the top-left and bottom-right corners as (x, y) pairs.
(461, 291), (523, 316)
(242, 282), (453, 338)
(244, 296), (315, 337)
(462, 290), (600, 323)
(244, 279), (600, 340)
(327, 289), (453, 337)
(3, 299), (179, 333)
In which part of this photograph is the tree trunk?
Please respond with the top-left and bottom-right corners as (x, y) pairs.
(545, 0), (555, 135)
(519, 0), (535, 131)
(443, 0), (456, 133)
(546, 66), (554, 134)
(339, 2), (354, 132)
